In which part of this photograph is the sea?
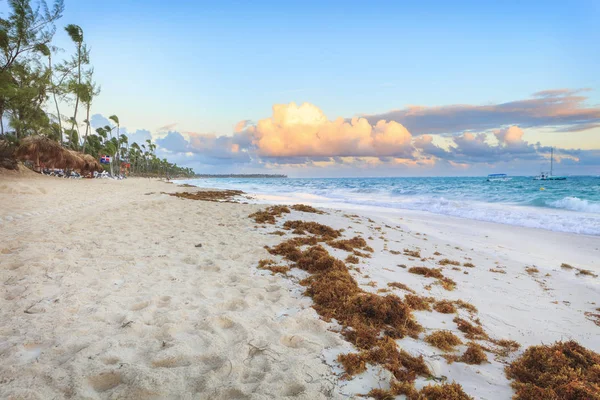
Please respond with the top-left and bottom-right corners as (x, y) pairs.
(175, 176), (600, 236)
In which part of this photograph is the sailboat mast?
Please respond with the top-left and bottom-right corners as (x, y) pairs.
(550, 147), (553, 175)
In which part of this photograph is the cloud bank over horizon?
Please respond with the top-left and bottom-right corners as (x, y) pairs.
(90, 88), (600, 176)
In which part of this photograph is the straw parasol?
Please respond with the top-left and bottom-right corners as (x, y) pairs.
(15, 136), (64, 168)
(63, 149), (86, 171)
(81, 153), (103, 172)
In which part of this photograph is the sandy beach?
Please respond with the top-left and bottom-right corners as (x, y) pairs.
(1, 174), (599, 399)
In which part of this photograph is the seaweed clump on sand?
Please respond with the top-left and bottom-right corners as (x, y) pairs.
(404, 294), (434, 311)
(454, 299), (477, 313)
(577, 268), (598, 277)
(169, 189), (244, 202)
(489, 268), (507, 274)
(408, 266), (444, 279)
(290, 204), (325, 214)
(266, 237), (319, 261)
(283, 220), (341, 239)
(418, 382), (474, 400)
(345, 255), (359, 264)
(433, 300), (457, 314)
(338, 337), (429, 382)
(257, 259), (290, 275)
(425, 330), (462, 351)
(453, 317), (488, 340)
(525, 266), (539, 275)
(505, 340), (600, 400)
(490, 339), (521, 356)
(367, 381), (473, 400)
(409, 267), (457, 291)
(403, 249), (421, 258)
(387, 282), (415, 294)
(585, 309), (600, 327)
(304, 268), (423, 343)
(328, 236), (374, 253)
(439, 259), (461, 266)
(445, 342), (490, 364)
(457, 342), (488, 364)
(249, 205), (291, 224)
(353, 250), (372, 259)
(437, 277), (457, 291)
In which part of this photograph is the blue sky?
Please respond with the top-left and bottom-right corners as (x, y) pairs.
(2, 0), (599, 175)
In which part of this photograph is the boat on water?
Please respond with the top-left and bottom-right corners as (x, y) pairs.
(534, 148), (566, 181)
(487, 173), (511, 182)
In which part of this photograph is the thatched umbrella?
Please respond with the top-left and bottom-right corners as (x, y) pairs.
(63, 149), (85, 171)
(81, 154), (103, 172)
(15, 136), (64, 170)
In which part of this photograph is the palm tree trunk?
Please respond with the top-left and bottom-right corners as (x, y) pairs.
(52, 91), (62, 143)
(69, 43), (82, 134)
(49, 53), (63, 145)
(82, 102), (90, 153)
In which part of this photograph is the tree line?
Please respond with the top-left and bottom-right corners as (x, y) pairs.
(0, 0), (194, 177)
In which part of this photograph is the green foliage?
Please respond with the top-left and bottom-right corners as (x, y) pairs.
(64, 24), (82, 44)
(0, 0), (193, 177)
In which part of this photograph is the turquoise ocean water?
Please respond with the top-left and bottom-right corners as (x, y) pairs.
(177, 176), (600, 236)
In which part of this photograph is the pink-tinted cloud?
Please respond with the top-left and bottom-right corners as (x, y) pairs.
(532, 88), (591, 98)
(157, 122), (178, 132)
(494, 126), (524, 145)
(247, 102), (413, 158)
(234, 120), (251, 133)
(365, 89), (600, 135)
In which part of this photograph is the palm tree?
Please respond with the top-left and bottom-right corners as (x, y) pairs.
(103, 140), (117, 176)
(119, 134), (128, 158)
(96, 127), (107, 144)
(65, 24), (85, 135)
(66, 117), (79, 149)
(80, 70), (100, 153)
(109, 115), (119, 143)
(130, 142), (140, 173)
(119, 134), (128, 172)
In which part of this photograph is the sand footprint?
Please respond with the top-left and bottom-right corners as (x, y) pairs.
(215, 316), (235, 329)
(151, 355), (192, 368)
(157, 296), (171, 308)
(221, 298), (249, 311)
(282, 382), (307, 396)
(280, 335), (306, 349)
(130, 300), (150, 311)
(88, 371), (122, 392)
(212, 388), (250, 400)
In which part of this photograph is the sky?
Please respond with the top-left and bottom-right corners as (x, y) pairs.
(3, 0), (600, 176)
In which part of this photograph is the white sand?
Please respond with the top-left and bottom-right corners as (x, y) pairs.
(1, 174), (599, 399)
(0, 176), (343, 399)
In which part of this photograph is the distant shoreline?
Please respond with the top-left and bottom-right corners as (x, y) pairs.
(189, 174), (287, 178)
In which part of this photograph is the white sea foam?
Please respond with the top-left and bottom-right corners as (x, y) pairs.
(247, 192), (600, 236)
(176, 178), (600, 236)
(547, 196), (600, 213)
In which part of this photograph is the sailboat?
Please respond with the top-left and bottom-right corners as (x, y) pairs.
(534, 148), (566, 180)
